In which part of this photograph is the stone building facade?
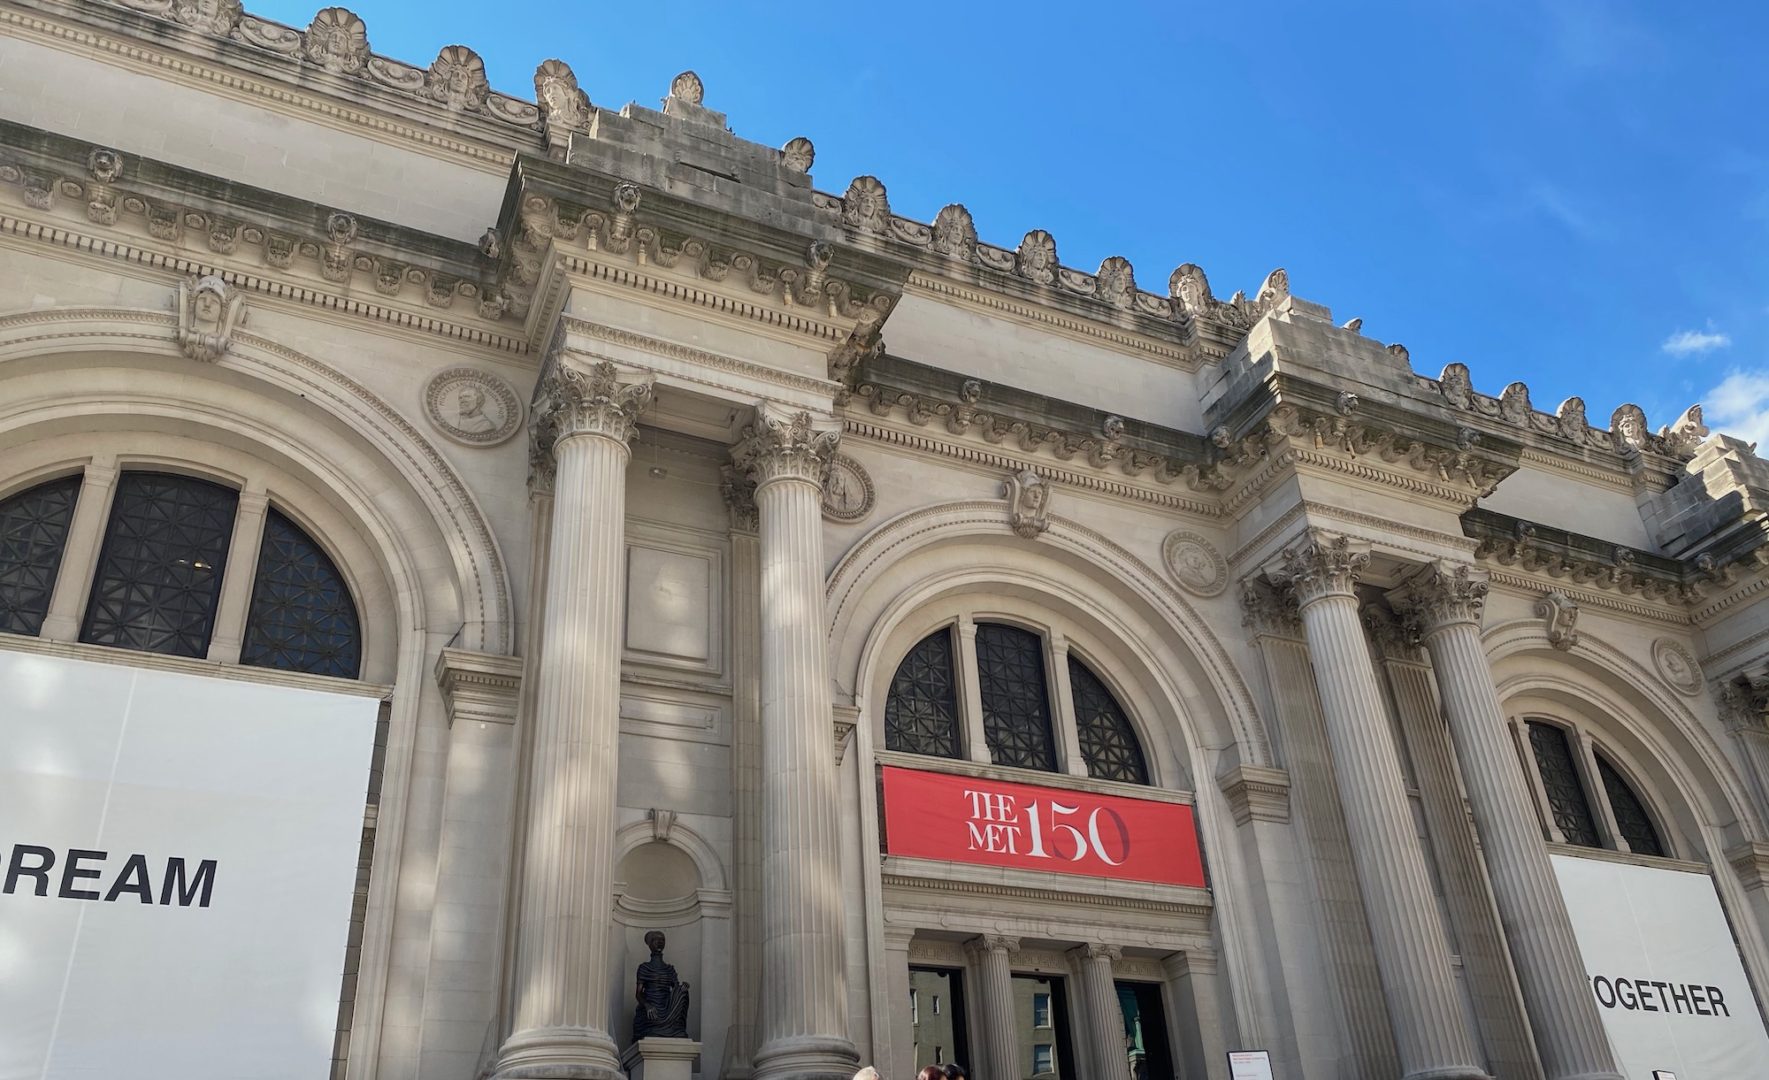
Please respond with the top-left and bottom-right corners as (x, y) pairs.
(3, 3), (1769, 1080)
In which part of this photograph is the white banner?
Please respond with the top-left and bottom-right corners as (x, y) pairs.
(0, 650), (379, 1080)
(1553, 852), (1769, 1080)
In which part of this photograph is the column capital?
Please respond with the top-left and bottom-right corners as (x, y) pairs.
(1389, 560), (1489, 633)
(1162, 947), (1218, 979)
(1239, 574), (1300, 637)
(967, 933), (1020, 959)
(719, 464), (759, 534)
(527, 422), (556, 497)
(535, 358), (654, 450)
(1069, 942), (1122, 964)
(1270, 529), (1371, 607)
(733, 403), (840, 489)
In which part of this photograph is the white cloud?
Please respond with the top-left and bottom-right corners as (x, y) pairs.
(1701, 371), (1769, 447)
(1662, 328), (1732, 356)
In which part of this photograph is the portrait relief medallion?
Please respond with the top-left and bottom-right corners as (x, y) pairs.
(1162, 531), (1227, 597)
(423, 367), (522, 447)
(1651, 637), (1702, 697)
(821, 454), (875, 523)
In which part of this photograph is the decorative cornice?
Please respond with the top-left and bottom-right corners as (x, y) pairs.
(1726, 841), (1769, 891)
(880, 865), (1213, 920)
(1483, 569), (1690, 626)
(906, 274), (1203, 370)
(433, 647), (524, 726)
(1466, 508), (1729, 610)
(1217, 764), (1291, 825)
(732, 404), (840, 488)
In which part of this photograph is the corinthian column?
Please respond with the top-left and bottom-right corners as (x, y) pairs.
(734, 405), (858, 1080)
(967, 935), (1021, 1080)
(1072, 944), (1128, 1080)
(494, 360), (652, 1080)
(1271, 531), (1489, 1080)
(1391, 562), (1622, 1080)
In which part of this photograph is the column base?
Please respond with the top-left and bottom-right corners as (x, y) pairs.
(491, 1026), (626, 1080)
(751, 1034), (858, 1080)
(621, 1037), (702, 1080)
(1402, 1067), (1492, 1080)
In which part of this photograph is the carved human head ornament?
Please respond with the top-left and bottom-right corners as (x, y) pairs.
(1015, 230), (1058, 285)
(1168, 263), (1213, 315)
(842, 176), (891, 234)
(304, 7), (370, 75)
(932, 204), (977, 259)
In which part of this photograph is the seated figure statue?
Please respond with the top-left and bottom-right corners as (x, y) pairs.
(632, 929), (691, 1039)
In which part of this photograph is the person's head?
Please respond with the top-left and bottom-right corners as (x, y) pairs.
(943, 1066), (968, 1080)
(851, 1069), (881, 1080)
(917, 1067), (946, 1080)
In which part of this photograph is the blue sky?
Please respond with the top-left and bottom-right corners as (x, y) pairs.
(251, 0), (1769, 443)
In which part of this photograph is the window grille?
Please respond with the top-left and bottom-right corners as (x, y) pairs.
(243, 508), (362, 679)
(974, 622), (1058, 772)
(884, 628), (961, 758)
(0, 475), (81, 636)
(80, 472), (237, 658)
(1527, 721), (1600, 847)
(1070, 657), (1149, 784)
(1596, 753), (1665, 857)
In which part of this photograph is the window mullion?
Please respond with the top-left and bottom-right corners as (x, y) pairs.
(955, 615), (991, 764)
(1574, 727), (1628, 853)
(1511, 717), (1566, 844)
(207, 487), (270, 664)
(1047, 631), (1086, 777)
(40, 458), (118, 642)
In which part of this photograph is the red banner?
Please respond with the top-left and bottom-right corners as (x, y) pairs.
(881, 765), (1206, 887)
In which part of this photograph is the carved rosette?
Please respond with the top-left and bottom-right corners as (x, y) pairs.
(535, 360), (654, 450)
(1389, 561), (1489, 633)
(1275, 531), (1370, 607)
(733, 406), (841, 488)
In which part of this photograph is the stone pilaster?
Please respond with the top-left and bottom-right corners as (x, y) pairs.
(1163, 949), (1229, 1080)
(967, 934), (1021, 1080)
(1271, 531), (1489, 1080)
(1391, 562), (1621, 1080)
(1718, 680), (1769, 825)
(494, 360), (652, 1080)
(721, 466), (762, 1079)
(734, 405), (858, 1080)
(1071, 943), (1127, 1080)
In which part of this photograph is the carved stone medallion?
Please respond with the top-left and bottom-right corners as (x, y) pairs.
(1163, 531), (1228, 597)
(1652, 637), (1702, 697)
(424, 367), (522, 447)
(821, 454), (874, 523)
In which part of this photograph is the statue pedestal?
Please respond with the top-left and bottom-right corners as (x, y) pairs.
(621, 1037), (701, 1080)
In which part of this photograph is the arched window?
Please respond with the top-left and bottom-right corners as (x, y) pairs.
(974, 622), (1058, 772)
(1523, 718), (1667, 857)
(1070, 656), (1149, 784)
(881, 618), (1152, 784)
(884, 628), (961, 758)
(0, 474), (81, 636)
(0, 469), (362, 679)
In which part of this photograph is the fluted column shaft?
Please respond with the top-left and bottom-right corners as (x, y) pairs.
(738, 406), (857, 1080)
(1277, 532), (1488, 1080)
(970, 936), (1021, 1080)
(496, 362), (651, 1080)
(1396, 563), (1622, 1080)
(1074, 944), (1127, 1080)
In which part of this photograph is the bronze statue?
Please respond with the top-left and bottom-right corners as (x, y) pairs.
(632, 930), (691, 1039)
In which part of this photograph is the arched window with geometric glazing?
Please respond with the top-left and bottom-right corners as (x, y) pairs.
(884, 628), (961, 758)
(0, 468), (362, 680)
(1595, 751), (1665, 857)
(1522, 717), (1668, 857)
(1069, 655), (1149, 784)
(881, 617), (1152, 785)
(0, 474), (82, 637)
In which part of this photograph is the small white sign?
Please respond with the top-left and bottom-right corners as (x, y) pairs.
(1227, 1049), (1274, 1080)
(0, 651), (379, 1079)
(1553, 853), (1769, 1080)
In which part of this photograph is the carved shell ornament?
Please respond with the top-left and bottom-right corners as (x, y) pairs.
(304, 7), (370, 75)
(1016, 230), (1058, 285)
(670, 70), (705, 105)
(1095, 257), (1136, 309)
(820, 455), (875, 523)
(842, 176), (891, 234)
(1163, 531), (1228, 597)
(780, 137), (815, 174)
(423, 367), (524, 447)
(1651, 638), (1702, 697)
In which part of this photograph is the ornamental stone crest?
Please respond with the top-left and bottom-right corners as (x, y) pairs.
(535, 59), (590, 145)
(305, 8), (370, 76)
(1169, 263), (1212, 317)
(669, 71), (705, 105)
(424, 367), (523, 447)
(1003, 469), (1051, 539)
(780, 137), (815, 174)
(426, 46), (489, 111)
(734, 406), (841, 486)
(175, 275), (244, 362)
(1095, 257), (1136, 309)
(932, 204), (978, 260)
(1610, 404), (1649, 455)
(821, 455), (875, 523)
(169, 0), (241, 35)
(842, 176), (890, 234)
(1016, 230), (1058, 285)
(1652, 638), (1702, 697)
(1163, 531), (1227, 597)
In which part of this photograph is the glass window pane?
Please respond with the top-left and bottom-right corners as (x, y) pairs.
(1596, 753), (1665, 857)
(1115, 981), (1176, 1080)
(0, 475), (81, 637)
(242, 508), (362, 679)
(911, 967), (969, 1076)
(1528, 721), (1601, 847)
(1015, 974), (1072, 1079)
(885, 628), (961, 758)
(976, 623), (1058, 772)
(80, 472), (237, 658)
(1070, 657), (1150, 784)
